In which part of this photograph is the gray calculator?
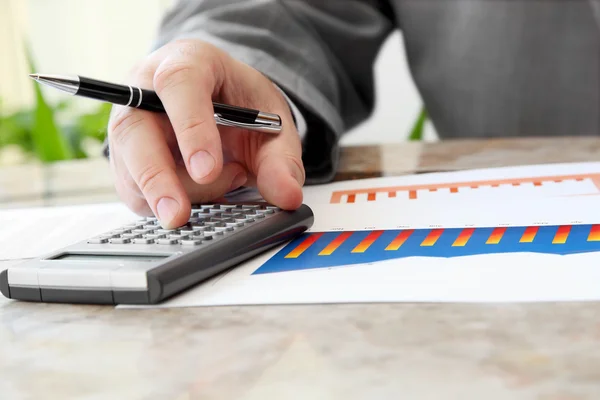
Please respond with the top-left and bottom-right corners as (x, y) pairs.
(0, 202), (313, 305)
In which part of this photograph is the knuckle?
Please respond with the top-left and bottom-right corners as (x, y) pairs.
(153, 60), (195, 94)
(135, 163), (167, 195)
(108, 109), (146, 146)
(177, 117), (208, 139)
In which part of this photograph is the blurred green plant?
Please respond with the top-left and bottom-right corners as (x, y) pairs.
(0, 44), (110, 163)
(409, 105), (428, 141)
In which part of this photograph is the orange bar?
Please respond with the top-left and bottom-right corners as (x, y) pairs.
(471, 185), (478, 189)
(533, 182), (542, 186)
(347, 194), (356, 203)
(450, 187), (458, 193)
(285, 233), (324, 258)
(512, 182), (520, 186)
(352, 231), (384, 253)
(452, 228), (475, 247)
(429, 188), (437, 192)
(552, 225), (571, 244)
(409, 190), (417, 199)
(421, 229), (444, 247)
(319, 232), (353, 256)
(388, 191), (397, 198)
(587, 225), (600, 242)
(385, 230), (413, 251)
(520, 226), (538, 243)
(367, 193), (376, 201)
(486, 227), (507, 244)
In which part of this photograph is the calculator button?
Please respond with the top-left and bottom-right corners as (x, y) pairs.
(212, 217), (234, 223)
(214, 226), (234, 233)
(110, 238), (131, 244)
(191, 226), (207, 232)
(88, 238), (109, 244)
(254, 213), (265, 219)
(133, 238), (155, 244)
(179, 229), (195, 235)
(157, 229), (176, 234)
(257, 209), (274, 214)
(181, 239), (203, 246)
(242, 205), (260, 209)
(157, 239), (178, 245)
(112, 229), (132, 235)
(133, 229), (152, 235)
(143, 224), (157, 230)
(169, 234), (189, 240)
(100, 233), (120, 239)
(226, 222), (244, 228)
(122, 233), (142, 239)
(146, 217), (158, 221)
(145, 233), (166, 239)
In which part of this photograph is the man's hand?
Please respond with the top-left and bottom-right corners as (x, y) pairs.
(107, 39), (305, 228)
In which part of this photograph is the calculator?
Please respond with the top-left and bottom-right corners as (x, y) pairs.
(0, 202), (314, 305)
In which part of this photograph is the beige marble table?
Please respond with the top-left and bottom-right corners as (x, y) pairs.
(2, 137), (600, 399)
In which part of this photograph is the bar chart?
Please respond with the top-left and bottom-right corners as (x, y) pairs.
(329, 173), (600, 204)
(253, 224), (600, 274)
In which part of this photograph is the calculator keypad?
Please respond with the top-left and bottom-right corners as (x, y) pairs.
(88, 203), (281, 246)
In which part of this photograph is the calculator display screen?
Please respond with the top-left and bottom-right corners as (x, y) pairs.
(52, 254), (168, 262)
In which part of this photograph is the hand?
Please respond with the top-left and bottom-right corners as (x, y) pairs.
(107, 39), (305, 228)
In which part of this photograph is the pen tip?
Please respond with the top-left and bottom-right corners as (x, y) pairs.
(29, 73), (40, 80)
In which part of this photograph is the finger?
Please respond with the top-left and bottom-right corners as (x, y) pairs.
(176, 162), (248, 204)
(109, 106), (191, 229)
(107, 126), (154, 215)
(256, 149), (305, 210)
(153, 43), (224, 185)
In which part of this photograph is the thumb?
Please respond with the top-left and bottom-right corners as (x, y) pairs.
(256, 152), (304, 210)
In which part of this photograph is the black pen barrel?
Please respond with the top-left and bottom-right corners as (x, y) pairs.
(77, 76), (131, 106)
(78, 76), (262, 121)
(213, 103), (260, 123)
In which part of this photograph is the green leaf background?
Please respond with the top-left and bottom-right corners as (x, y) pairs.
(0, 44), (110, 164)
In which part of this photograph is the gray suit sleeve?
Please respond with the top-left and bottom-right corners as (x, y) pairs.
(153, 0), (395, 183)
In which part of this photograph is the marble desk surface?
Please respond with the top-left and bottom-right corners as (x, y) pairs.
(2, 137), (600, 399)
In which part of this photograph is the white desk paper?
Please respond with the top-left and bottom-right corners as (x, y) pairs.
(0, 202), (138, 261)
(121, 194), (600, 308)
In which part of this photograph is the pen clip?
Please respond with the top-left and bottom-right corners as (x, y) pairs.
(214, 113), (282, 134)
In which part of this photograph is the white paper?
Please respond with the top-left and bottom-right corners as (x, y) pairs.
(121, 194), (600, 308)
(0, 202), (138, 261)
(302, 161), (600, 205)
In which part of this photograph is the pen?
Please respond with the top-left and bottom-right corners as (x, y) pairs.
(28, 73), (282, 134)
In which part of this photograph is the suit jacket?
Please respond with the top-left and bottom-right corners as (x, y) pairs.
(154, 0), (600, 183)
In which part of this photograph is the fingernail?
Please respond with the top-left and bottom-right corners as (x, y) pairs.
(229, 172), (247, 192)
(190, 150), (215, 180)
(157, 197), (180, 225)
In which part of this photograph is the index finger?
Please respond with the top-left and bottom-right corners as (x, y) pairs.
(108, 106), (191, 228)
(153, 42), (225, 185)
